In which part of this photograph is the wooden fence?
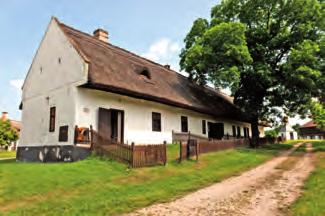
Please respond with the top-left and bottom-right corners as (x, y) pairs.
(89, 127), (166, 168)
(199, 138), (249, 154)
(258, 137), (283, 146)
(179, 138), (249, 161)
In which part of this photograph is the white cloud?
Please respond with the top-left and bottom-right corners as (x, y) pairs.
(142, 38), (181, 63)
(10, 79), (24, 91)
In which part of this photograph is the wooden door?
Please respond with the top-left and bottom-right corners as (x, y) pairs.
(98, 108), (111, 141)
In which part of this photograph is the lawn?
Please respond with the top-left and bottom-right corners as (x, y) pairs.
(0, 144), (285, 215)
(0, 150), (16, 159)
(290, 140), (325, 216)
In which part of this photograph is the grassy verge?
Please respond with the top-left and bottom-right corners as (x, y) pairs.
(290, 141), (325, 216)
(0, 144), (283, 215)
(0, 150), (16, 159)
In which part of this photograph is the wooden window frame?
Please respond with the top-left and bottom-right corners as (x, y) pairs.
(59, 125), (69, 142)
(152, 112), (161, 132)
(49, 107), (56, 132)
(202, 120), (206, 134)
(181, 116), (188, 133)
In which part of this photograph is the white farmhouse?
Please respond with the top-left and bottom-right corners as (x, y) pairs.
(18, 18), (264, 162)
(278, 118), (298, 141)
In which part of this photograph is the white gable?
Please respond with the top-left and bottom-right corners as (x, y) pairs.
(22, 18), (88, 100)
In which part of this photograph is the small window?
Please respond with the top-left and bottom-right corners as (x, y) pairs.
(140, 69), (151, 79)
(152, 112), (161, 132)
(232, 125), (236, 137)
(58, 57), (62, 64)
(59, 125), (69, 142)
(181, 116), (188, 133)
(49, 107), (56, 132)
(202, 120), (206, 134)
(237, 126), (241, 138)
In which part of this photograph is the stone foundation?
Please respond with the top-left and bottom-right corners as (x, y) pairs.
(16, 145), (91, 162)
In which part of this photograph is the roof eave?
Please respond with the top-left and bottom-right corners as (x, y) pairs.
(80, 82), (249, 123)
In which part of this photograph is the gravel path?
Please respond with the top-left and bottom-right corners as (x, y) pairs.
(128, 143), (314, 216)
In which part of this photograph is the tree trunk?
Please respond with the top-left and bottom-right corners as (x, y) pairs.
(250, 119), (260, 148)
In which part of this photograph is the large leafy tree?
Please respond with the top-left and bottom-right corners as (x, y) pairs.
(180, 0), (324, 145)
(0, 119), (19, 149)
(310, 101), (325, 129)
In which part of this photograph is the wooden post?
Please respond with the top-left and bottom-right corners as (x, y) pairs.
(179, 141), (182, 163)
(196, 141), (199, 162)
(90, 125), (93, 150)
(163, 141), (167, 166)
(131, 142), (135, 168)
(74, 125), (78, 145)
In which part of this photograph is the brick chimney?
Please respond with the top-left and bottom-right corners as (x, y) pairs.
(164, 64), (171, 70)
(93, 28), (109, 43)
(1, 112), (8, 121)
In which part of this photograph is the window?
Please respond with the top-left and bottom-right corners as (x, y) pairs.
(246, 127), (250, 138)
(152, 112), (161, 132)
(237, 126), (241, 138)
(202, 120), (206, 134)
(59, 125), (68, 142)
(244, 127), (247, 138)
(49, 107), (56, 132)
(232, 126), (236, 137)
(181, 116), (188, 132)
(140, 69), (151, 79)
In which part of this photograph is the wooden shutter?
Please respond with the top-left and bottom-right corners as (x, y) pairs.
(59, 125), (69, 142)
(237, 126), (241, 138)
(49, 107), (56, 132)
(202, 120), (206, 134)
(181, 116), (188, 132)
(152, 112), (161, 132)
(232, 126), (236, 137)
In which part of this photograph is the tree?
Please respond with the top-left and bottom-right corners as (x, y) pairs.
(180, 0), (324, 146)
(265, 127), (281, 138)
(310, 101), (325, 129)
(0, 119), (19, 149)
(292, 123), (301, 133)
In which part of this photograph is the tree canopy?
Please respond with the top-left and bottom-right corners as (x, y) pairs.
(310, 101), (325, 129)
(0, 119), (19, 148)
(180, 0), (324, 143)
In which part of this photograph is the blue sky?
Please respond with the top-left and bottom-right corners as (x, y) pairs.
(0, 0), (217, 120)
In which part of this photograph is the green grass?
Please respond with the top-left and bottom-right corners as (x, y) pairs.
(262, 143), (293, 151)
(0, 144), (282, 216)
(290, 141), (325, 216)
(0, 150), (16, 159)
(280, 140), (305, 145)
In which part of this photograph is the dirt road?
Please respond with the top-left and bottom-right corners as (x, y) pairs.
(128, 143), (314, 216)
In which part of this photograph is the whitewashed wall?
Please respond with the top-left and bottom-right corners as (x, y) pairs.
(20, 19), (88, 147)
(280, 131), (298, 140)
(76, 88), (252, 144)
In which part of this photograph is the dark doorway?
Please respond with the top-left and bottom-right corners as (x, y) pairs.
(98, 108), (124, 143)
(290, 132), (294, 140)
(208, 122), (224, 140)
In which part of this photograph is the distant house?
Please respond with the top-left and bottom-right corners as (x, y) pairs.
(18, 17), (265, 162)
(1, 112), (21, 150)
(278, 124), (298, 141)
(299, 121), (325, 140)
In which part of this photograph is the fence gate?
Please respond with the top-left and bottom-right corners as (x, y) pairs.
(179, 139), (199, 162)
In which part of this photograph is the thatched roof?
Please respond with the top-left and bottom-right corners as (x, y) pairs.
(56, 18), (247, 122)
